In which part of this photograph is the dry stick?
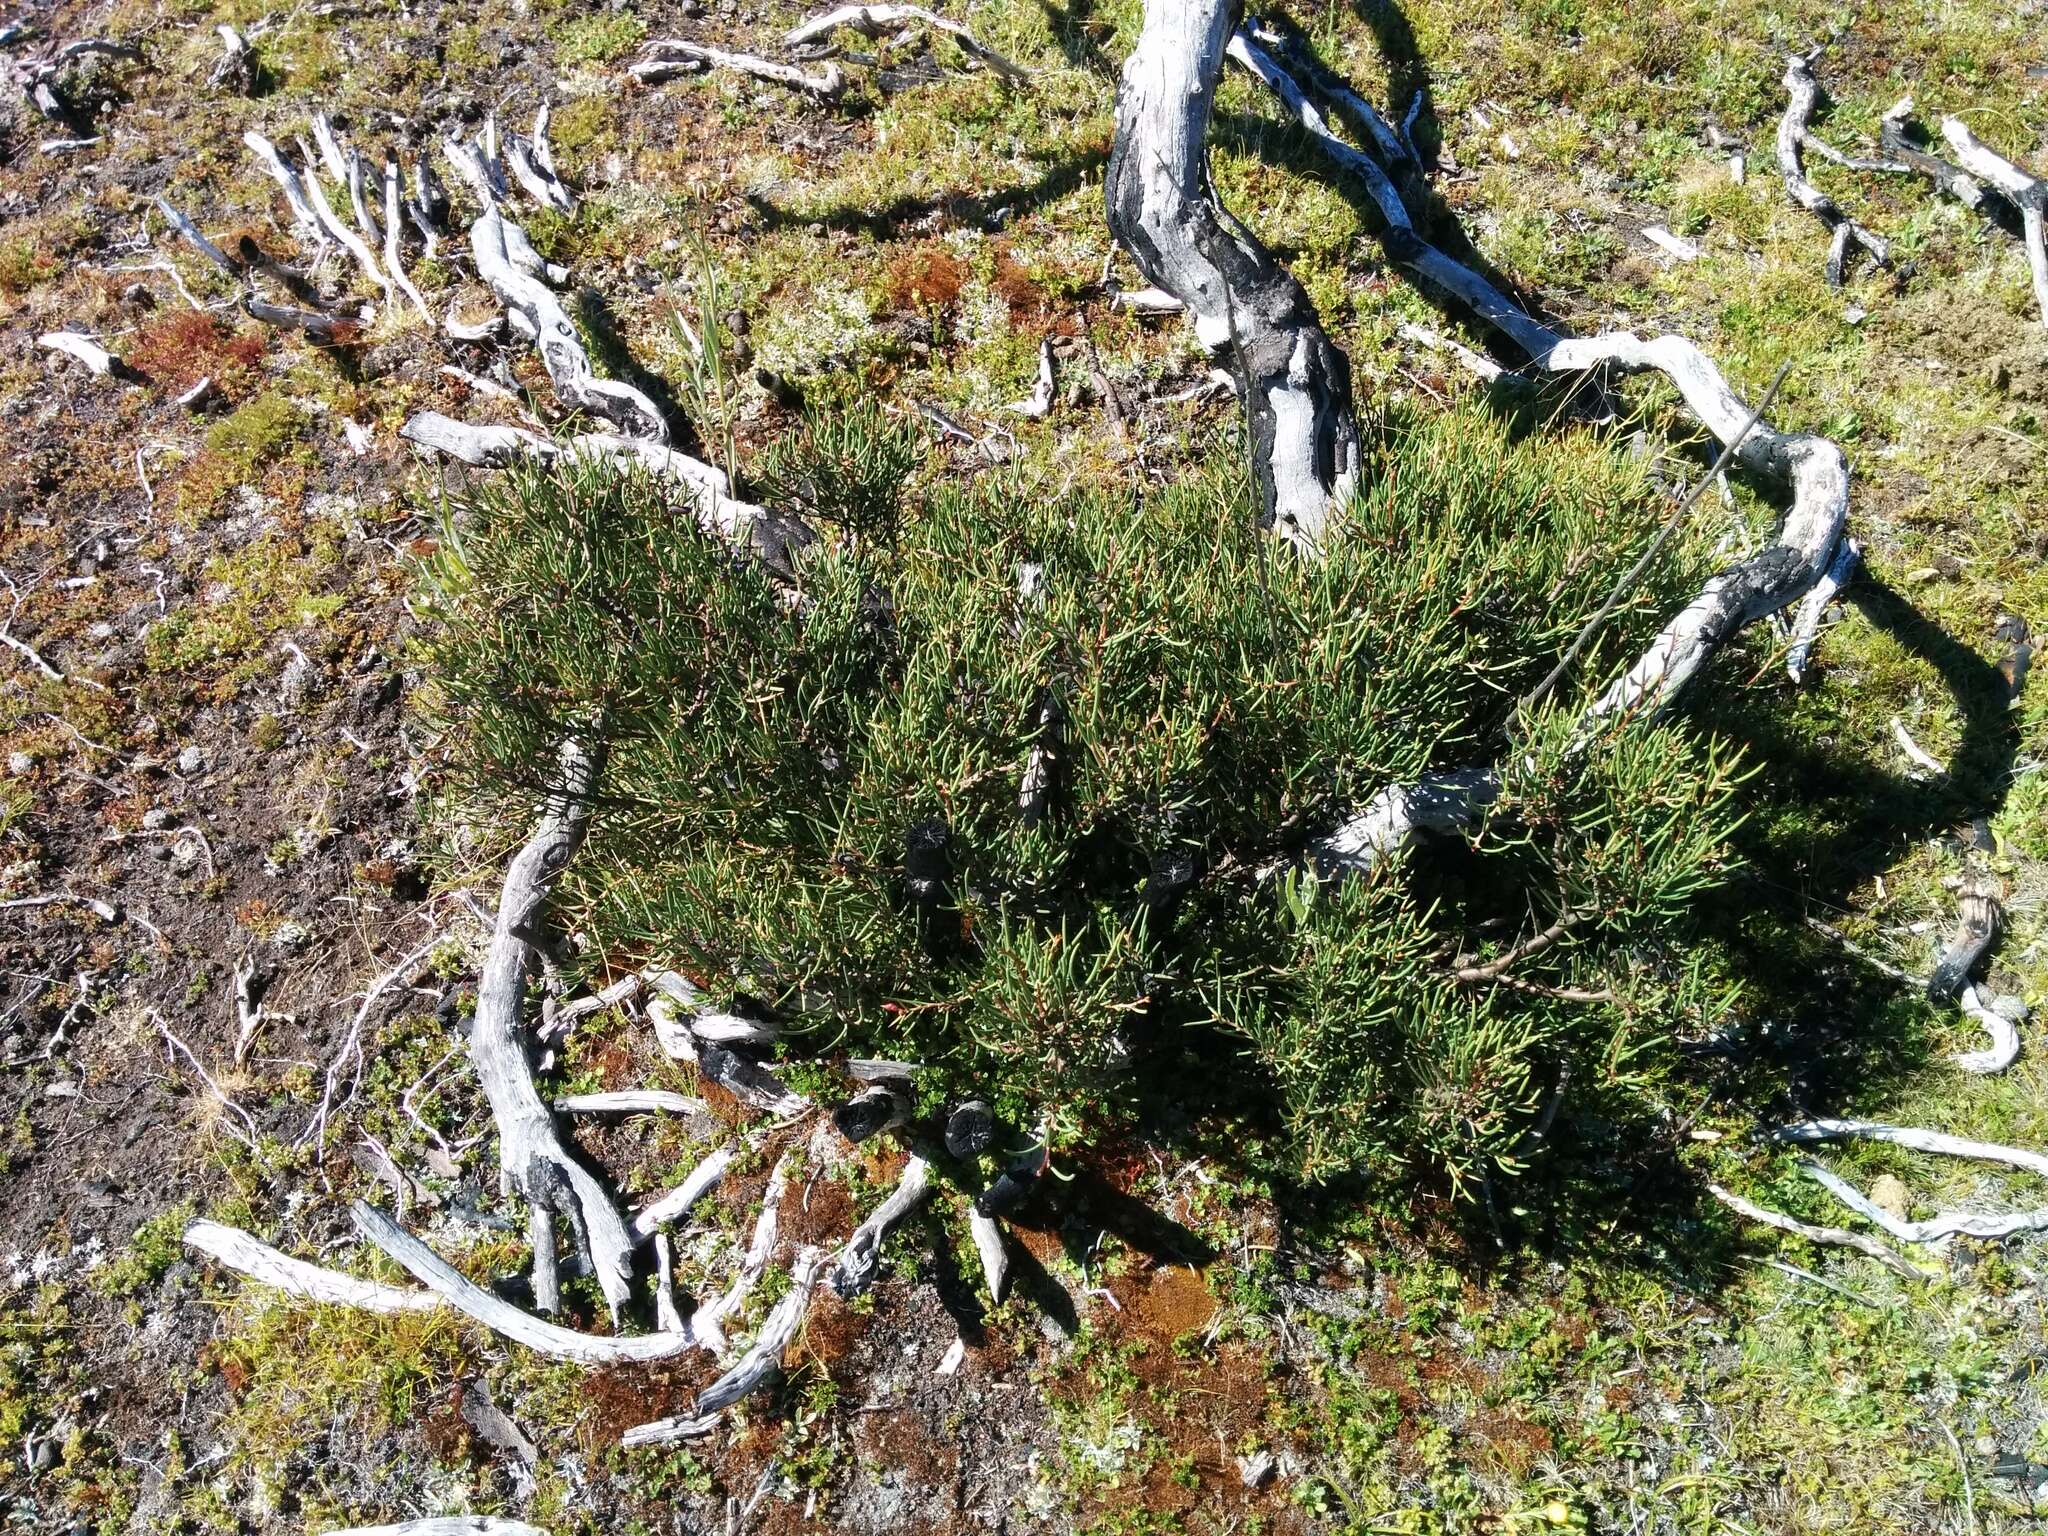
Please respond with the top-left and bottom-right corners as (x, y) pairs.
(184, 1220), (444, 1313)
(828, 1155), (932, 1297)
(968, 1208), (1009, 1301)
(469, 737), (637, 1320)
(302, 933), (444, 1149)
(554, 1090), (707, 1117)
(783, 5), (1030, 84)
(1522, 362), (1793, 714)
(352, 1202), (698, 1363)
(1773, 1120), (2048, 1242)
(1785, 534), (1861, 682)
(1777, 54), (1890, 287)
(1707, 1184), (1917, 1278)
(636, 39), (844, 99)
(1230, 39), (1852, 875)
(1938, 116), (2048, 326)
(382, 157), (433, 322)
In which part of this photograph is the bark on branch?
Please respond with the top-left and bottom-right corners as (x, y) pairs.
(1107, 0), (1358, 550)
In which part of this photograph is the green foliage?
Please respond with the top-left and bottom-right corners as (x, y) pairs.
(414, 402), (1743, 1187)
(752, 400), (922, 536)
(551, 12), (646, 65)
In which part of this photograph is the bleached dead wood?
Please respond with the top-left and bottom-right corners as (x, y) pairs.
(652, 1231), (685, 1333)
(1878, 99), (1985, 211)
(1937, 117), (2048, 325)
(1707, 1186), (1916, 1278)
(466, 205), (666, 442)
(39, 332), (124, 378)
(184, 1220), (445, 1312)
(632, 1148), (732, 1240)
(210, 25), (255, 94)
(695, 1246), (827, 1413)
(471, 738), (637, 1320)
(1786, 534), (1859, 682)
(784, 5), (1029, 85)
(383, 158), (433, 322)
(156, 197), (241, 279)
(1006, 337), (1056, 417)
(1954, 986), (2022, 1076)
(690, 1150), (794, 1350)
(1889, 716), (1944, 778)
(1230, 25), (1561, 363)
(1773, 1120), (2048, 1243)
(246, 131), (393, 307)
(14, 36), (141, 122)
(1777, 55), (1890, 286)
(244, 295), (348, 338)
(620, 1411), (721, 1447)
(968, 1208), (1009, 1301)
(1109, 284), (1184, 313)
(1107, 0), (1359, 550)
(829, 1156), (931, 1297)
(636, 39), (844, 100)
(351, 1202), (700, 1362)
(504, 106), (575, 213)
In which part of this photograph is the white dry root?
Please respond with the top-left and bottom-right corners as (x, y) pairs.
(352, 1202), (698, 1363)
(12, 35), (142, 123)
(1199, 25), (1853, 877)
(554, 1090), (707, 1117)
(829, 1155), (932, 1296)
(1785, 534), (1860, 682)
(1936, 117), (2048, 326)
(631, 1147), (733, 1240)
(38, 331), (124, 378)
(634, 39), (844, 100)
(968, 1208), (1010, 1301)
(1774, 1120), (2048, 1244)
(209, 25), (255, 94)
(183, 1221), (444, 1313)
(1006, 337), (1056, 418)
(784, 5), (1029, 85)
(1705, 1185), (1916, 1278)
(1107, 1), (1359, 551)
(470, 738), (637, 1320)
(1776, 54), (1892, 287)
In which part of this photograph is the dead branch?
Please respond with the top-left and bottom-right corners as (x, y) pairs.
(470, 737), (637, 1319)
(504, 106), (575, 213)
(1109, 3), (1359, 549)
(1777, 55), (1890, 286)
(209, 25), (255, 93)
(382, 157), (433, 322)
(39, 331), (127, 378)
(1773, 1120), (2048, 1243)
(1785, 534), (1860, 682)
(1937, 115), (2048, 324)
(635, 40), (845, 100)
(968, 1208), (1009, 1301)
(352, 1202), (698, 1362)
(1005, 337), (1056, 418)
(1708, 1186), (1915, 1277)
(184, 1220), (444, 1312)
(784, 5), (1029, 85)
(320, 1520), (551, 1536)
(631, 1147), (734, 1240)
(695, 1246), (827, 1413)
(828, 1156), (931, 1297)
(554, 1090), (706, 1117)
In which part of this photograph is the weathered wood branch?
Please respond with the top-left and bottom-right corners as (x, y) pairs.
(351, 1202), (698, 1362)
(1777, 55), (1889, 286)
(1107, 0), (1359, 550)
(636, 39), (844, 99)
(784, 5), (1028, 84)
(471, 737), (637, 1320)
(829, 1155), (931, 1297)
(184, 1220), (445, 1312)
(1706, 1185), (1916, 1278)
(1938, 116), (2048, 324)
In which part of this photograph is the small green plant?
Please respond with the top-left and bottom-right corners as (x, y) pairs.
(752, 400), (922, 537)
(413, 399), (1742, 1189)
(669, 243), (744, 484)
(552, 12), (646, 65)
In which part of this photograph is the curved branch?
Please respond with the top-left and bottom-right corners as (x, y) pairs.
(1106, 0), (1358, 549)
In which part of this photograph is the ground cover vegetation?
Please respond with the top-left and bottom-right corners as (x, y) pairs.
(0, 0), (2044, 1532)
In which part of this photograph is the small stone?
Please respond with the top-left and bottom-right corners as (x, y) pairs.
(1869, 1174), (1911, 1220)
(176, 745), (205, 774)
(142, 807), (173, 830)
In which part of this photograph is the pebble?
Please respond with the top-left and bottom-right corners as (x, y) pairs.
(176, 745), (205, 774)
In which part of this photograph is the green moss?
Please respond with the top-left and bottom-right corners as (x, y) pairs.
(93, 1203), (197, 1298)
(174, 393), (311, 518)
(552, 12), (645, 65)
